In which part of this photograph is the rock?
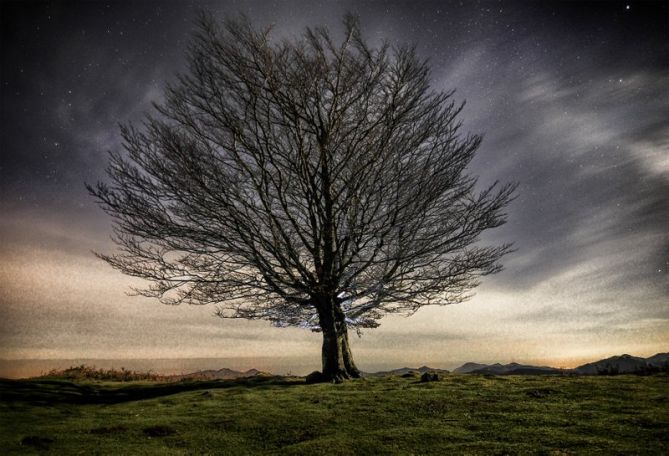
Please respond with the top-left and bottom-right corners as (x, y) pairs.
(420, 372), (439, 382)
(305, 371), (327, 384)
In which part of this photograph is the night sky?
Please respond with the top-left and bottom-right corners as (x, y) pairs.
(1, 1), (667, 376)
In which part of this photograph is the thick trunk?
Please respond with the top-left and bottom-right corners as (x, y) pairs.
(317, 296), (361, 382)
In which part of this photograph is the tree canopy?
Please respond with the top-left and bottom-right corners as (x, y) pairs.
(89, 13), (515, 381)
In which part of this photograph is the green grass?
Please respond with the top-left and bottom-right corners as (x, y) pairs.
(1, 374), (668, 454)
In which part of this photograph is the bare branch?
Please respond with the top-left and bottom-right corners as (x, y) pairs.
(89, 13), (515, 334)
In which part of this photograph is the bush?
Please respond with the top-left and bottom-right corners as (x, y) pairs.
(41, 365), (169, 382)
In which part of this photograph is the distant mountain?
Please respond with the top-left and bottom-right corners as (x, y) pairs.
(575, 353), (668, 375)
(171, 367), (272, 381)
(453, 362), (489, 374)
(453, 361), (564, 375)
(645, 353), (669, 368)
(452, 353), (669, 376)
(469, 363), (565, 376)
(364, 366), (450, 377)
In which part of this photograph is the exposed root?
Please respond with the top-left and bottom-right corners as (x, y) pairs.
(305, 369), (361, 384)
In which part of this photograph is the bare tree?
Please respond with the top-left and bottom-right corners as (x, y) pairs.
(88, 12), (516, 382)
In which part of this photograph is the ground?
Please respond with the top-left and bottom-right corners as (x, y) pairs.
(1, 374), (668, 454)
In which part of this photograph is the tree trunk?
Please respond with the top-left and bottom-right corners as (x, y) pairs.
(317, 296), (361, 382)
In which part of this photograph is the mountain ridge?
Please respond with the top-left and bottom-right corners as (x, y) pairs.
(169, 367), (273, 381)
(452, 352), (668, 376)
(362, 366), (450, 378)
(174, 352), (669, 379)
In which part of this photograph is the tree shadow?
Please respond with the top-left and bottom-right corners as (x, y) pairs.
(0, 376), (301, 405)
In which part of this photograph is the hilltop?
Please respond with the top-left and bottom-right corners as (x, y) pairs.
(1, 373), (667, 454)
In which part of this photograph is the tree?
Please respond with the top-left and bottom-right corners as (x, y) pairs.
(88, 12), (516, 382)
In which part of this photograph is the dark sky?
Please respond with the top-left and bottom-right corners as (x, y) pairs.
(1, 1), (667, 374)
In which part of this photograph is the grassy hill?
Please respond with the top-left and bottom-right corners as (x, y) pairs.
(1, 374), (668, 454)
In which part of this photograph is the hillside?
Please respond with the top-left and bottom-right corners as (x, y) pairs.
(1, 374), (668, 454)
(453, 362), (489, 374)
(575, 353), (669, 375)
(575, 354), (649, 375)
(646, 353), (669, 367)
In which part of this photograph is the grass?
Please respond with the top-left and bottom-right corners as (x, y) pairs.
(1, 374), (668, 454)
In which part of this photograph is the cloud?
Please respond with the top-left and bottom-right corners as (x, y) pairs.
(465, 64), (669, 299)
(1, 1), (667, 369)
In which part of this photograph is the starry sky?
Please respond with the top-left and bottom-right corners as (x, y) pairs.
(1, 0), (667, 377)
